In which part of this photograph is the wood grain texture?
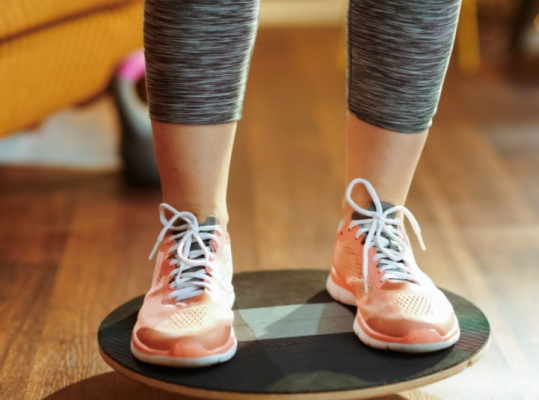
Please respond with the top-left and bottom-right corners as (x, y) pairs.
(0, 28), (538, 400)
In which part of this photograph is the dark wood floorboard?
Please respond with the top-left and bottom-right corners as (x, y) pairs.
(0, 28), (538, 399)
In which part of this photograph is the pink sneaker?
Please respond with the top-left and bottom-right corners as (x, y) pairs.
(327, 178), (460, 352)
(131, 204), (236, 367)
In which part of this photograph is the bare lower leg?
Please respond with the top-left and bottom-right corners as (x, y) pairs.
(152, 120), (236, 227)
(343, 110), (428, 218)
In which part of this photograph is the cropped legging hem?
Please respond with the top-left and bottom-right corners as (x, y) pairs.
(346, 108), (433, 134)
(148, 112), (243, 126)
(143, 0), (461, 133)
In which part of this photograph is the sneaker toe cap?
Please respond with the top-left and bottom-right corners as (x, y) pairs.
(365, 312), (459, 343)
(133, 324), (235, 358)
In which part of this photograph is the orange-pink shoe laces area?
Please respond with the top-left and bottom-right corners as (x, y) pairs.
(345, 178), (427, 293)
(149, 203), (222, 302)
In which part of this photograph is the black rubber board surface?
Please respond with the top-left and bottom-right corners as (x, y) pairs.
(98, 269), (490, 394)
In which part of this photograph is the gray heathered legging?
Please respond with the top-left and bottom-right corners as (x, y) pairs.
(143, 0), (461, 133)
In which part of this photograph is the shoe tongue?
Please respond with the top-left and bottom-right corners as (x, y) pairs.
(170, 215), (217, 255)
(191, 216), (216, 254)
(200, 216), (217, 227)
(351, 202), (399, 251)
(351, 201), (397, 220)
(169, 215), (217, 230)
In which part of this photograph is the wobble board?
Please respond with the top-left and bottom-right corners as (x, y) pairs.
(98, 269), (490, 399)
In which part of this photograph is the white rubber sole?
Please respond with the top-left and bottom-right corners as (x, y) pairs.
(325, 274), (356, 306)
(326, 273), (460, 353)
(130, 339), (238, 368)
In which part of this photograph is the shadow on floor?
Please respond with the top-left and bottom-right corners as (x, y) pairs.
(43, 370), (440, 400)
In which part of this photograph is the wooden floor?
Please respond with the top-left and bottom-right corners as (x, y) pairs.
(1, 28), (538, 400)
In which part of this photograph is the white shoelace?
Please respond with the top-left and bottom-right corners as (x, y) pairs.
(149, 203), (222, 302)
(346, 178), (426, 293)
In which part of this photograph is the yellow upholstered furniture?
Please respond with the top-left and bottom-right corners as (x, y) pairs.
(0, 0), (143, 137)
